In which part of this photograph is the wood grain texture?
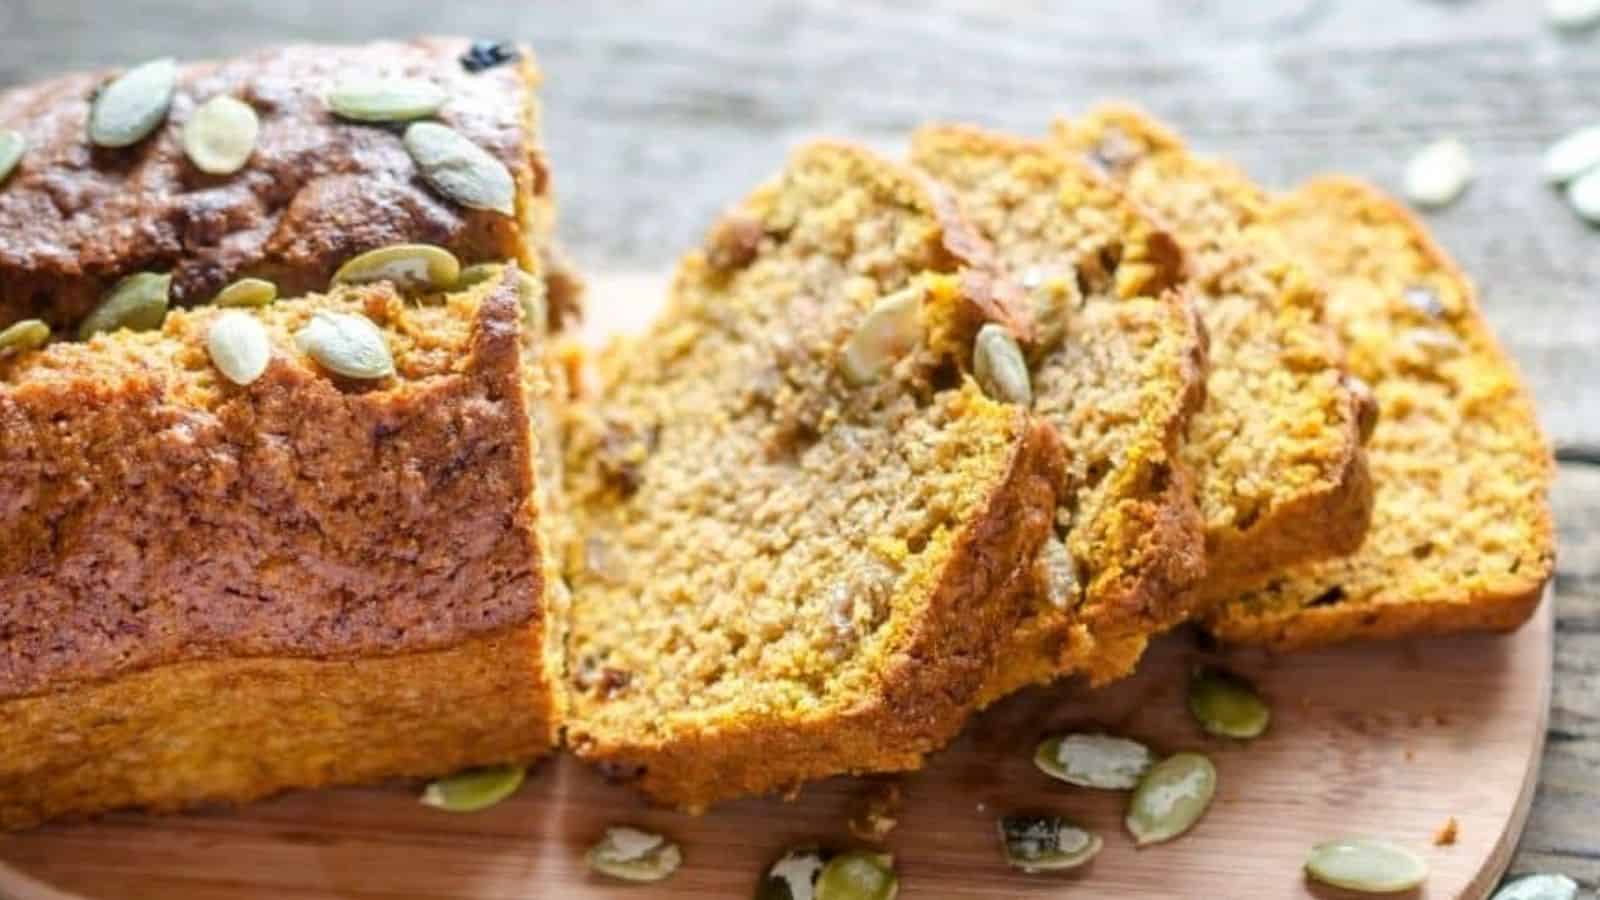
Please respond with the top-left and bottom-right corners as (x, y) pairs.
(0, 0), (1595, 890)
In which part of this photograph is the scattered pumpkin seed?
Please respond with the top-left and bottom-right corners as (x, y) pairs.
(998, 814), (1103, 873)
(212, 277), (278, 308)
(815, 851), (898, 900)
(1036, 536), (1079, 610)
(1403, 138), (1473, 209)
(79, 272), (171, 339)
(333, 243), (461, 291)
(1188, 666), (1271, 739)
(0, 319), (50, 356)
(294, 310), (395, 380)
(585, 826), (683, 883)
(0, 129), (24, 184)
(1304, 838), (1429, 894)
(88, 58), (178, 148)
(757, 847), (830, 900)
(182, 95), (259, 175)
(325, 77), (447, 123)
(403, 121), (516, 216)
(1034, 733), (1153, 790)
(418, 764), (525, 812)
(840, 285), (922, 385)
(1548, 0), (1600, 31)
(205, 311), (271, 386)
(1492, 873), (1581, 900)
(1125, 752), (1217, 846)
(1565, 167), (1600, 224)
(1542, 125), (1600, 184)
(973, 323), (1032, 406)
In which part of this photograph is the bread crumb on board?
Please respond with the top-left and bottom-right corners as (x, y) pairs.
(1434, 817), (1459, 846)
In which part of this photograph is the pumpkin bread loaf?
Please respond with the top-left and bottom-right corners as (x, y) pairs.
(0, 40), (569, 828)
(909, 125), (1209, 695)
(1052, 106), (1375, 599)
(1206, 178), (1555, 647)
(560, 142), (1062, 811)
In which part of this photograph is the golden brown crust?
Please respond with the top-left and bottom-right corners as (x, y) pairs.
(574, 414), (1061, 810)
(0, 627), (555, 830)
(1207, 176), (1555, 648)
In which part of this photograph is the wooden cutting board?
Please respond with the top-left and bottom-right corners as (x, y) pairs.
(0, 274), (1554, 900)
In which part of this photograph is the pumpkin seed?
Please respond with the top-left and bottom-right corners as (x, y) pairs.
(839, 285), (922, 385)
(332, 243), (461, 291)
(585, 826), (683, 883)
(1548, 0), (1600, 31)
(88, 58), (177, 148)
(757, 847), (830, 900)
(1125, 752), (1217, 846)
(1037, 536), (1079, 609)
(454, 262), (504, 290)
(1034, 733), (1153, 790)
(0, 129), (24, 184)
(1492, 873), (1581, 900)
(973, 323), (1032, 406)
(0, 319), (50, 356)
(403, 121), (516, 216)
(325, 77), (447, 123)
(1188, 666), (1271, 739)
(212, 277), (278, 308)
(206, 311), (271, 386)
(1542, 125), (1600, 184)
(1565, 166), (1600, 224)
(998, 814), (1103, 873)
(79, 272), (171, 339)
(1404, 138), (1473, 209)
(294, 310), (395, 380)
(815, 851), (897, 900)
(1304, 838), (1429, 893)
(182, 95), (259, 175)
(418, 764), (524, 812)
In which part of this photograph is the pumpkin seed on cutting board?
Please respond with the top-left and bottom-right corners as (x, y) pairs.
(998, 814), (1103, 873)
(1403, 138), (1473, 209)
(418, 764), (524, 812)
(326, 77), (447, 123)
(757, 848), (829, 900)
(212, 277), (278, 308)
(1304, 837), (1429, 894)
(839, 285), (922, 386)
(1125, 752), (1217, 847)
(294, 310), (395, 380)
(1565, 168), (1600, 225)
(585, 826), (683, 883)
(79, 272), (171, 339)
(0, 129), (24, 184)
(89, 57), (178, 148)
(182, 95), (259, 175)
(1548, 0), (1600, 31)
(1034, 732), (1153, 790)
(403, 121), (516, 216)
(205, 311), (271, 386)
(333, 243), (461, 291)
(1542, 125), (1600, 184)
(1188, 666), (1271, 739)
(815, 851), (897, 900)
(973, 323), (1032, 406)
(1492, 873), (1581, 900)
(0, 319), (50, 356)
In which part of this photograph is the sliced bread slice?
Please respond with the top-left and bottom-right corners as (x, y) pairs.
(910, 125), (1209, 695)
(1207, 177), (1555, 647)
(1052, 106), (1375, 597)
(560, 142), (1063, 811)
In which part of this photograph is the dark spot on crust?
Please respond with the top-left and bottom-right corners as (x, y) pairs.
(598, 667), (632, 699)
(595, 760), (646, 784)
(460, 40), (520, 73)
(1308, 585), (1346, 608)
(704, 213), (765, 271)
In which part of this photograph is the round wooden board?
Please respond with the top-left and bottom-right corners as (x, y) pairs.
(0, 274), (1554, 900)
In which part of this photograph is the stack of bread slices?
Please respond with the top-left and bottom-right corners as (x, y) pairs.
(0, 41), (1554, 827)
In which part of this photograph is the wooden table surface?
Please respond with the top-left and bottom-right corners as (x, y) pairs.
(2, 0), (1595, 892)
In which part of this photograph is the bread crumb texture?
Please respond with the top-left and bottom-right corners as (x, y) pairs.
(561, 141), (1060, 810)
(1207, 177), (1554, 647)
(1053, 106), (1374, 594)
(910, 124), (1207, 696)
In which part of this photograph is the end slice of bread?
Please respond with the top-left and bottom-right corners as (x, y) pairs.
(1052, 106), (1376, 597)
(1206, 177), (1555, 647)
(910, 124), (1209, 694)
(560, 141), (1063, 811)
